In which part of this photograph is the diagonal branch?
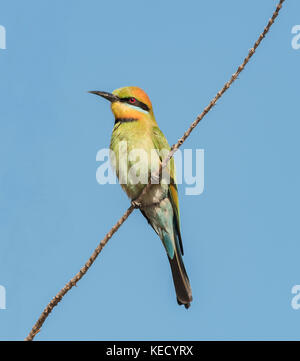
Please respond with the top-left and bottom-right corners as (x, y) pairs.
(25, 0), (286, 341)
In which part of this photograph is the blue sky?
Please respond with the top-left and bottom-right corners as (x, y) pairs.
(0, 0), (300, 340)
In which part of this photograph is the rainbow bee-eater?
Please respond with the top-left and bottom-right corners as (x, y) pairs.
(90, 86), (192, 308)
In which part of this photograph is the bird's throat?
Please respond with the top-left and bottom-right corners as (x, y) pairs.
(114, 117), (138, 125)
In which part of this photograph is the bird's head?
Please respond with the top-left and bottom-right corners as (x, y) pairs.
(89, 86), (155, 123)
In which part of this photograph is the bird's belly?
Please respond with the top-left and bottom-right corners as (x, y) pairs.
(110, 138), (167, 203)
(120, 161), (168, 204)
(140, 183), (168, 206)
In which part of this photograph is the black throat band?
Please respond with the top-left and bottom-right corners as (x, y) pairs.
(114, 118), (138, 125)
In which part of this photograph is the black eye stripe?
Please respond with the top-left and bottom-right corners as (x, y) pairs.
(120, 97), (150, 112)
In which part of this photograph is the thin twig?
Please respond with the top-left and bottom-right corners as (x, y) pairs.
(25, 0), (285, 341)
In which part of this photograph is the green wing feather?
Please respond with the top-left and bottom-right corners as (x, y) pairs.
(151, 127), (184, 255)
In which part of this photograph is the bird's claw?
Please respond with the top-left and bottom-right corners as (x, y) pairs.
(131, 200), (142, 209)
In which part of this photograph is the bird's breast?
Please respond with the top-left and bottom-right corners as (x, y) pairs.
(110, 125), (167, 203)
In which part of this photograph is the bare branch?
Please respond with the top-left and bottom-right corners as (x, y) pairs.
(25, 0), (286, 341)
(24, 205), (135, 341)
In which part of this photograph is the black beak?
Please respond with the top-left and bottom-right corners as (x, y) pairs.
(88, 91), (119, 103)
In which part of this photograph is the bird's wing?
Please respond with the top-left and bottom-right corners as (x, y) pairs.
(151, 126), (184, 255)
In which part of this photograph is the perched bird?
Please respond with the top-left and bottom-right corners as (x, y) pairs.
(90, 86), (192, 308)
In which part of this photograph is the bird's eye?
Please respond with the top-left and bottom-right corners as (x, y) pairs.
(129, 97), (136, 104)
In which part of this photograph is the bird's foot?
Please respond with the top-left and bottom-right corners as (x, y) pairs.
(131, 199), (142, 209)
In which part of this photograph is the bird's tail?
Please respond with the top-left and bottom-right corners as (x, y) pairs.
(163, 231), (193, 309)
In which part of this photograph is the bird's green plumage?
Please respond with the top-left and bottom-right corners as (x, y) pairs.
(151, 126), (184, 254)
(94, 86), (192, 307)
(110, 119), (183, 258)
